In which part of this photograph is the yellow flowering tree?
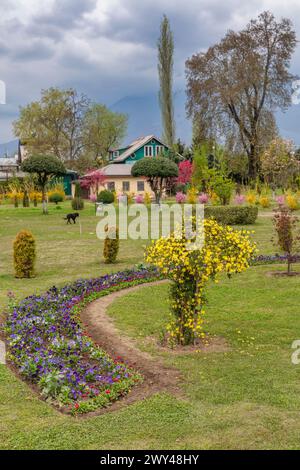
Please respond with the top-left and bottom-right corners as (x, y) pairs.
(146, 218), (256, 345)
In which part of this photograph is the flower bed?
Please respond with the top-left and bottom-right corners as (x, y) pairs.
(251, 254), (300, 266)
(4, 268), (160, 414)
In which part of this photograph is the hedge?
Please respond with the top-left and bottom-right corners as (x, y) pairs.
(204, 205), (258, 225)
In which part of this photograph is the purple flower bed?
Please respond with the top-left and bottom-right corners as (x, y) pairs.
(4, 268), (160, 414)
(251, 254), (300, 265)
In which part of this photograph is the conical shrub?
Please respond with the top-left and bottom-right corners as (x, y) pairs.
(13, 230), (36, 278)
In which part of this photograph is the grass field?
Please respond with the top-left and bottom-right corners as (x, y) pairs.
(1, 201), (300, 449)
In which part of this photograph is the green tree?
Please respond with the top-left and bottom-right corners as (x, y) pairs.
(22, 155), (66, 214)
(83, 104), (127, 165)
(14, 87), (89, 161)
(158, 15), (175, 147)
(132, 157), (178, 204)
(191, 145), (209, 190)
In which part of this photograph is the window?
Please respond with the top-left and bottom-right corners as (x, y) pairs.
(107, 182), (115, 192)
(144, 145), (153, 157)
(122, 181), (130, 192)
(156, 145), (164, 156)
(137, 181), (144, 192)
(113, 151), (119, 158)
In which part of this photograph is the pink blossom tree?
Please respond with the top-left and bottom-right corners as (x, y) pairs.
(80, 169), (106, 196)
(177, 160), (192, 185)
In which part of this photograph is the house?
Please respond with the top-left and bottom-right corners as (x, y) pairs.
(0, 139), (25, 181)
(78, 135), (178, 198)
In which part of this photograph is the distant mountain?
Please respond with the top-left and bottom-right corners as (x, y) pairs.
(0, 139), (19, 158)
(110, 90), (192, 146)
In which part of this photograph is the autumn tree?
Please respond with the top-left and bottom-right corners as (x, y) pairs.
(272, 207), (300, 274)
(186, 11), (297, 179)
(158, 15), (175, 147)
(82, 104), (127, 165)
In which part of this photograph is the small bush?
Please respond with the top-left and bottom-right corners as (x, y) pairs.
(286, 193), (299, 211)
(259, 196), (271, 208)
(71, 197), (84, 210)
(97, 190), (114, 204)
(49, 192), (64, 205)
(22, 190), (30, 207)
(204, 205), (258, 225)
(13, 230), (36, 278)
(103, 226), (119, 264)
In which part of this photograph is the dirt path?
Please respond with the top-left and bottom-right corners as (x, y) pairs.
(81, 281), (184, 416)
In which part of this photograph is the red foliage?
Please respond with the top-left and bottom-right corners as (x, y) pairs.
(177, 160), (192, 184)
(80, 169), (106, 193)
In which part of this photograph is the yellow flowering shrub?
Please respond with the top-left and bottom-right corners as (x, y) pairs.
(146, 218), (256, 345)
(286, 193), (299, 211)
(259, 196), (271, 208)
(144, 192), (152, 205)
(246, 192), (257, 205)
(187, 187), (198, 204)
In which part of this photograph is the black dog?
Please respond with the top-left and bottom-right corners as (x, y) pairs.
(64, 213), (79, 224)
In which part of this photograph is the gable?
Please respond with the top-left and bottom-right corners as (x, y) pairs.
(112, 135), (170, 163)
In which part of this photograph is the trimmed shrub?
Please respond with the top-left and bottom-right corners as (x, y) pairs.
(103, 226), (119, 264)
(204, 205), (258, 225)
(72, 197), (84, 210)
(13, 230), (36, 278)
(97, 190), (114, 204)
(22, 190), (30, 207)
(49, 192), (64, 205)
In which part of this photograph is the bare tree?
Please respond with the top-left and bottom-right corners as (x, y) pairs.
(158, 15), (175, 147)
(186, 11), (297, 179)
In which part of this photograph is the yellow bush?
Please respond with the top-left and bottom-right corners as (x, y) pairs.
(144, 192), (152, 205)
(146, 218), (256, 345)
(246, 192), (257, 205)
(259, 196), (271, 208)
(187, 187), (198, 204)
(286, 193), (299, 211)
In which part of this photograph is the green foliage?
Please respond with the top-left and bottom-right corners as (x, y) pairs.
(83, 104), (127, 165)
(103, 226), (119, 264)
(13, 230), (36, 278)
(132, 157), (178, 203)
(209, 171), (234, 205)
(205, 205), (258, 225)
(97, 190), (114, 204)
(191, 145), (209, 189)
(22, 154), (66, 214)
(158, 14), (175, 146)
(22, 154), (66, 178)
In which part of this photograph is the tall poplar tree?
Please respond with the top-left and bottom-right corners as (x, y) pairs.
(158, 15), (175, 147)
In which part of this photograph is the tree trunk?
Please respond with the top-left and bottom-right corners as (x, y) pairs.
(248, 144), (258, 180)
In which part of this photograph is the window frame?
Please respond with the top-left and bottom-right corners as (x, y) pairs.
(122, 181), (130, 192)
(107, 181), (115, 192)
(137, 180), (145, 192)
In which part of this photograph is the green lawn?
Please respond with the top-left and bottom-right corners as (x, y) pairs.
(1, 201), (299, 449)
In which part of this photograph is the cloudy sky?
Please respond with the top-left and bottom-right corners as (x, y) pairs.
(1, 0), (300, 144)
